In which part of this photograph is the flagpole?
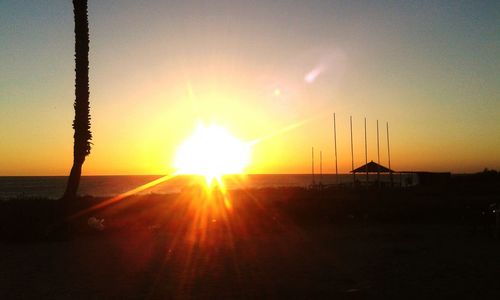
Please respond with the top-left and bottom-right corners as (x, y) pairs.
(377, 120), (380, 186)
(333, 113), (338, 185)
(312, 147), (315, 186)
(320, 150), (323, 185)
(387, 122), (393, 187)
(350, 116), (355, 186)
(364, 117), (368, 184)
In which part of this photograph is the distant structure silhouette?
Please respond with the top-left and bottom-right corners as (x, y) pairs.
(351, 161), (394, 187)
(351, 161), (394, 174)
(63, 0), (92, 201)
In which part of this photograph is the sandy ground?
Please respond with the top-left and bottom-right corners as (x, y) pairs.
(1, 187), (500, 299)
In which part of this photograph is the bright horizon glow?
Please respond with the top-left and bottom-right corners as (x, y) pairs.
(1, 1), (499, 175)
(174, 124), (251, 184)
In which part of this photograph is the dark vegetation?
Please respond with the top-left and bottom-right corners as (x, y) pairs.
(1, 173), (499, 299)
(1, 171), (498, 242)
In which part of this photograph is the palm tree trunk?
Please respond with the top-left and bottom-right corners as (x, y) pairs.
(64, 160), (84, 200)
(63, 0), (91, 202)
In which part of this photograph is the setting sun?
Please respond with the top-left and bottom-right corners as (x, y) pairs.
(174, 124), (251, 184)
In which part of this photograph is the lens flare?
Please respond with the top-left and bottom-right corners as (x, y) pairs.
(174, 124), (251, 185)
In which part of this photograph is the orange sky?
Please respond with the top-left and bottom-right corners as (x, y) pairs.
(1, 1), (499, 175)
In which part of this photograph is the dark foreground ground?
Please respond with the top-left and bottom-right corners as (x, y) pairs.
(1, 178), (500, 299)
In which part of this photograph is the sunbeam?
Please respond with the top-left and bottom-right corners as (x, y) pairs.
(70, 173), (179, 219)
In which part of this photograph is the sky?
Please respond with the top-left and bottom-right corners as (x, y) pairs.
(1, 0), (499, 175)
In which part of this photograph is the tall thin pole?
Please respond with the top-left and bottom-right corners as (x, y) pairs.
(364, 117), (368, 184)
(377, 120), (380, 185)
(386, 122), (393, 187)
(333, 113), (338, 184)
(386, 123), (391, 169)
(350, 116), (355, 185)
(320, 150), (323, 184)
(312, 147), (315, 185)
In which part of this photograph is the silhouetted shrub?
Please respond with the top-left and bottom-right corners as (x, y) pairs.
(0, 198), (57, 241)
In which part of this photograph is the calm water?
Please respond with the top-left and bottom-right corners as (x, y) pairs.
(0, 174), (405, 199)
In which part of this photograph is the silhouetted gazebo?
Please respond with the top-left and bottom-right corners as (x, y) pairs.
(351, 161), (394, 173)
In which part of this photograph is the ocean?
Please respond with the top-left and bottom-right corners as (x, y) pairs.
(0, 174), (406, 200)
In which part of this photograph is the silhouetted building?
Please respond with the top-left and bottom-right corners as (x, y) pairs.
(414, 172), (451, 186)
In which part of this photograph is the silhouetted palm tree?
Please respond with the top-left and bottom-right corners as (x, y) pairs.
(63, 0), (91, 201)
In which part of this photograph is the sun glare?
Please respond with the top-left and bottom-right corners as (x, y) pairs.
(174, 124), (251, 184)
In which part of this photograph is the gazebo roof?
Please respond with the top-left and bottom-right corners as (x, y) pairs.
(351, 161), (394, 173)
